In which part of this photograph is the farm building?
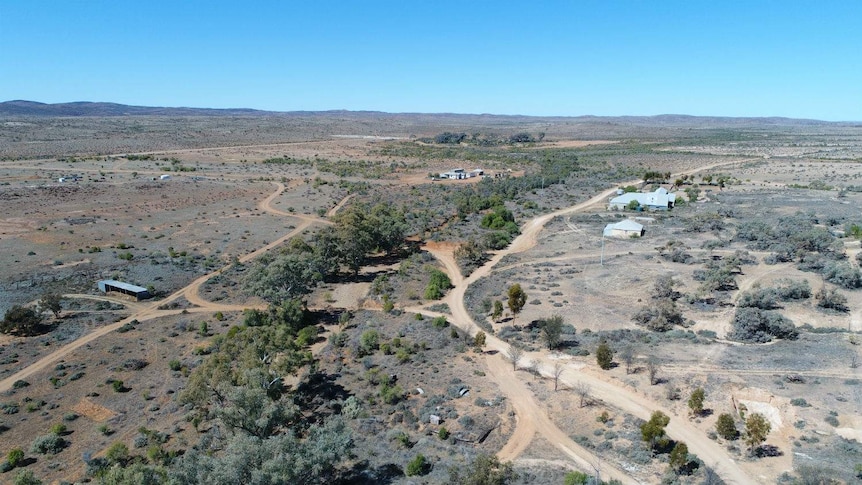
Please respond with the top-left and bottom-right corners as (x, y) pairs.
(439, 168), (466, 179)
(608, 187), (676, 211)
(603, 220), (644, 238)
(97, 280), (151, 300)
(439, 168), (484, 180)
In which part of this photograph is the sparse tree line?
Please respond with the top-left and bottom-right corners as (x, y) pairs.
(421, 131), (545, 146)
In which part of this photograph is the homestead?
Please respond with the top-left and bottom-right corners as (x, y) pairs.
(97, 279), (151, 300)
(438, 168), (483, 180)
(603, 219), (644, 238)
(608, 187), (676, 211)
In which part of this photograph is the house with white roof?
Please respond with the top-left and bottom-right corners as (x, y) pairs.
(608, 187), (676, 211)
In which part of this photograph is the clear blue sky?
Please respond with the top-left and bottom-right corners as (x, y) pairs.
(1, 1), (860, 120)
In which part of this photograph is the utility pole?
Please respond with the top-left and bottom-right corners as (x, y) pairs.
(600, 233), (605, 266)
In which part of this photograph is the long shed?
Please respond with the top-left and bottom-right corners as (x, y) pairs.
(97, 280), (150, 300)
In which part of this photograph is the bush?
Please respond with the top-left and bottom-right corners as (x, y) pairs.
(168, 359), (182, 371)
(438, 426), (450, 440)
(815, 286), (849, 312)
(424, 269), (452, 300)
(737, 287), (779, 310)
(790, 398), (810, 407)
(30, 434), (67, 454)
(774, 279), (811, 300)
(564, 470), (590, 485)
(729, 308), (798, 343)
(6, 448), (24, 468)
(405, 454), (429, 476)
(12, 380), (29, 389)
(50, 423), (67, 435)
(822, 262), (862, 289)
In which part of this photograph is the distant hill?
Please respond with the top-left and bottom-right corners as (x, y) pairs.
(0, 100), (267, 117)
(0, 100), (849, 126)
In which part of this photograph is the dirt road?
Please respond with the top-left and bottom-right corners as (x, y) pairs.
(486, 353), (637, 485)
(420, 159), (759, 484)
(0, 185), (350, 394)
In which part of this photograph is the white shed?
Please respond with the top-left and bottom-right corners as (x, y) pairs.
(159, 174), (171, 180)
(603, 220), (644, 238)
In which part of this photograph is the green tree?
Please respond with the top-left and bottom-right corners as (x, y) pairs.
(640, 411), (670, 449)
(359, 330), (380, 357)
(596, 341), (613, 370)
(744, 413), (771, 454)
(38, 293), (63, 318)
(243, 253), (321, 303)
(491, 300), (504, 322)
(626, 199), (641, 211)
(473, 331), (486, 351)
(715, 413), (739, 440)
(424, 268), (452, 300)
(539, 314), (563, 350)
(507, 284), (527, 322)
(668, 442), (689, 474)
(1, 305), (44, 336)
(688, 388), (705, 416)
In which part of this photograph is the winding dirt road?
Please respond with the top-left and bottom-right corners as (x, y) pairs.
(0, 183), (348, 394)
(417, 159), (761, 484)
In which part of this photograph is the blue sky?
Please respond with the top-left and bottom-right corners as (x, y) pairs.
(1, 1), (860, 120)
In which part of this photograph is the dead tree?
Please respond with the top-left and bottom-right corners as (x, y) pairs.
(553, 361), (564, 391)
(646, 356), (661, 385)
(506, 344), (524, 371)
(575, 381), (591, 408)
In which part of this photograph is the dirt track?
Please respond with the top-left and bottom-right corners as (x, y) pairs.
(418, 158), (761, 484)
(0, 183), (347, 394)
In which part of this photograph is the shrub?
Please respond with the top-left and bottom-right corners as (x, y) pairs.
(12, 380), (29, 389)
(6, 448), (24, 468)
(12, 469), (41, 485)
(432, 316), (449, 329)
(50, 423), (67, 435)
(564, 471), (590, 485)
(790, 398), (810, 407)
(822, 262), (862, 289)
(405, 454), (428, 476)
(30, 434), (67, 454)
(168, 359), (182, 371)
(438, 426), (450, 440)
(815, 286), (849, 312)
(737, 288), (779, 310)
(112, 380), (126, 392)
(424, 269), (452, 300)
(729, 308), (798, 343)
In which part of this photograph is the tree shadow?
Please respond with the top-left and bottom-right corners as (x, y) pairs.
(295, 372), (351, 413)
(337, 461), (402, 484)
(754, 444), (783, 458)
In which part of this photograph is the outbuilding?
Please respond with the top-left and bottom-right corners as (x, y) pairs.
(603, 220), (644, 238)
(159, 174), (171, 180)
(97, 280), (151, 300)
(608, 187), (676, 211)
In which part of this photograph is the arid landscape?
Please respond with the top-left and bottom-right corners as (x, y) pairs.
(1, 105), (862, 484)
